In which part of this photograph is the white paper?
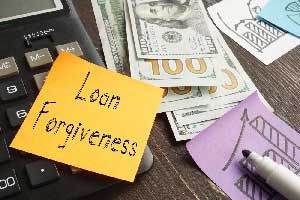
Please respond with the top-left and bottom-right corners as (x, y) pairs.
(208, 0), (300, 65)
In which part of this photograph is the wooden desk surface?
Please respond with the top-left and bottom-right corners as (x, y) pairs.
(74, 0), (300, 199)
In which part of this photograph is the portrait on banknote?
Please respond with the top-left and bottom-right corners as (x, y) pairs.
(133, 0), (211, 36)
(126, 0), (219, 59)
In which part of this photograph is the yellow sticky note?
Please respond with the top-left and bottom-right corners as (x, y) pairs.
(10, 52), (163, 182)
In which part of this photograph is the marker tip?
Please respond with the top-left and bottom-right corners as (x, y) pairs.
(242, 149), (251, 158)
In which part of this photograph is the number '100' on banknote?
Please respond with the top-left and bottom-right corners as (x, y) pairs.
(126, 0), (220, 59)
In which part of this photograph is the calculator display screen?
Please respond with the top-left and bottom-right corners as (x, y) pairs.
(0, 0), (64, 23)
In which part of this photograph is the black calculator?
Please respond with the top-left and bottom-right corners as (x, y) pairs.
(0, 0), (153, 199)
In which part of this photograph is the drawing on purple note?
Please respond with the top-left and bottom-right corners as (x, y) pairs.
(236, 150), (276, 200)
(223, 109), (249, 171)
(216, 0), (285, 52)
(240, 149), (299, 173)
(235, 148), (300, 200)
(235, 173), (276, 200)
(250, 116), (300, 165)
(263, 149), (298, 171)
(233, 114), (300, 200)
(186, 93), (300, 200)
(239, 156), (256, 173)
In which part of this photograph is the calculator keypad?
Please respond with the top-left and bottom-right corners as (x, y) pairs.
(0, 80), (27, 101)
(0, 57), (19, 79)
(0, 169), (21, 199)
(25, 48), (53, 69)
(0, 41), (91, 199)
(56, 41), (84, 57)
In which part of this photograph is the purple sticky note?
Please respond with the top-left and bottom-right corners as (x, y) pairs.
(187, 92), (300, 200)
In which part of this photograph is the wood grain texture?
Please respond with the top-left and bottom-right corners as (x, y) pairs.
(73, 0), (300, 199)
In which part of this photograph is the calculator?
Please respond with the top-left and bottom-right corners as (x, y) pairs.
(0, 0), (153, 199)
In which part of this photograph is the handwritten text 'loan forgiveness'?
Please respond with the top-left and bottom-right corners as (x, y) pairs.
(10, 52), (163, 182)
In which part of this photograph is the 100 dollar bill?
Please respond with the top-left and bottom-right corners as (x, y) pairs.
(126, 0), (220, 59)
(130, 57), (220, 87)
(128, 36), (220, 87)
(125, 1), (220, 87)
(158, 87), (209, 113)
(166, 19), (260, 140)
(166, 112), (215, 141)
(169, 19), (259, 126)
(124, 3), (210, 112)
(92, 0), (130, 74)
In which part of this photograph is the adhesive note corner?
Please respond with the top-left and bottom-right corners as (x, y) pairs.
(10, 52), (163, 182)
(258, 0), (300, 37)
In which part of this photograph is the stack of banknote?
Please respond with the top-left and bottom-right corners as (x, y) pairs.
(91, 0), (264, 141)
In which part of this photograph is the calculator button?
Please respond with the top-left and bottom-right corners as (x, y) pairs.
(33, 72), (48, 90)
(25, 160), (60, 188)
(6, 103), (30, 127)
(0, 139), (11, 163)
(25, 48), (53, 69)
(56, 41), (84, 57)
(0, 169), (21, 199)
(0, 57), (19, 79)
(0, 80), (27, 101)
(19, 151), (30, 157)
(70, 167), (83, 174)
